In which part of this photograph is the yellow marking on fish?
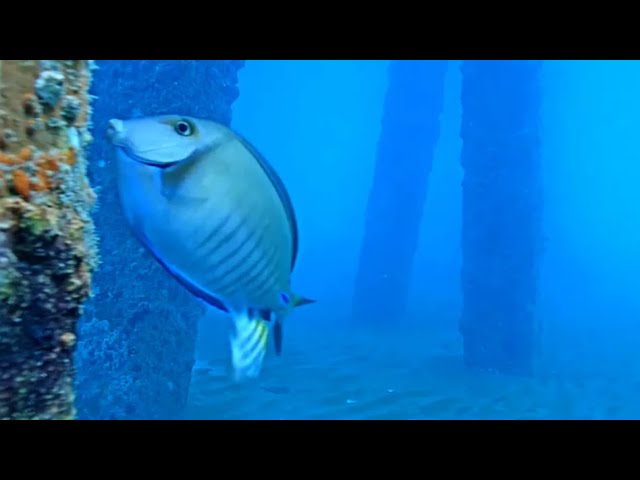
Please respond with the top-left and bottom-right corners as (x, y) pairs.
(230, 311), (271, 381)
(259, 321), (269, 350)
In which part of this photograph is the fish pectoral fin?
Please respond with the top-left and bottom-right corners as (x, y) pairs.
(229, 310), (270, 382)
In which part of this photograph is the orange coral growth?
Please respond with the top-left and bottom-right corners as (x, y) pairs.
(18, 147), (32, 162)
(33, 169), (51, 192)
(38, 153), (59, 172)
(0, 153), (23, 166)
(12, 169), (30, 199)
(64, 147), (76, 166)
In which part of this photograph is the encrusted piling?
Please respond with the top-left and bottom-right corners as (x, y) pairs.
(75, 60), (244, 420)
(0, 60), (97, 419)
(352, 60), (448, 326)
(459, 60), (544, 376)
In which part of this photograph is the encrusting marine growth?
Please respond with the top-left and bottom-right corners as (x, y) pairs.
(0, 60), (98, 419)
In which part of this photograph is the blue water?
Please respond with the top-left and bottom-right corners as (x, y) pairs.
(81, 60), (640, 419)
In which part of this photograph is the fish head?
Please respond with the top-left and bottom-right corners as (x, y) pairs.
(107, 115), (230, 236)
(106, 115), (224, 168)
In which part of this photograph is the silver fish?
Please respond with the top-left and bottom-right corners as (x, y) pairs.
(107, 114), (314, 381)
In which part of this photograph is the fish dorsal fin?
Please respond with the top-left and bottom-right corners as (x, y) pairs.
(232, 131), (299, 271)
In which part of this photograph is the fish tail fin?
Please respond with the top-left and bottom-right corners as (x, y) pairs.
(229, 309), (270, 382)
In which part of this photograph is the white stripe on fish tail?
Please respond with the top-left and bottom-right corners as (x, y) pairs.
(229, 310), (269, 381)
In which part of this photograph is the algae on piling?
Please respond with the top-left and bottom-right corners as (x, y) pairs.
(0, 60), (97, 420)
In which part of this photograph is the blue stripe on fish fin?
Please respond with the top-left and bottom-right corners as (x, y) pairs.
(280, 292), (291, 306)
(137, 231), (229, 313)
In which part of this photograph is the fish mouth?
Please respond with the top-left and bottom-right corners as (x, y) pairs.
(114, 145), (179, 169)
(106, 119), (126, 145)
(107, 119), (182, 169)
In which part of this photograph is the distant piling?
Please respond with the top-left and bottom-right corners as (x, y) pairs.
(75, 60), (244, 420)
(352, 60), (448, 326)
(0, 60), (97, 419)
(459, 60), (544, 376)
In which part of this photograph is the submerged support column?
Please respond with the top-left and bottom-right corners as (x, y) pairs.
(459, 60), (544, 376)
(75, 60), (244, 420)
(352, 60), (448, 326)
(0, 60), (97, 419)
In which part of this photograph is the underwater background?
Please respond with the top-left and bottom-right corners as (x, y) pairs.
(186, 60), (640, 420)
(3, 59), (636, 420)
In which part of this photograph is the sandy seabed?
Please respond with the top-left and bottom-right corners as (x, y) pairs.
(184, 320), (640, 420)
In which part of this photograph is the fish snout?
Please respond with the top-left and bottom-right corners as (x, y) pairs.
(106, 118), (126, 144)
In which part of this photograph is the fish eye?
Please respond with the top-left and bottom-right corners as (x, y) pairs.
(174, 120), (193, 136)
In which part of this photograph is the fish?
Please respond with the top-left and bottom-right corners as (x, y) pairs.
(106, 114), (314, 381)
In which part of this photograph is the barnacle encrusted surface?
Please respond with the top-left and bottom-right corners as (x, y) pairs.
(75, 60), (244, 420)
(0, 60), (97, 420)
